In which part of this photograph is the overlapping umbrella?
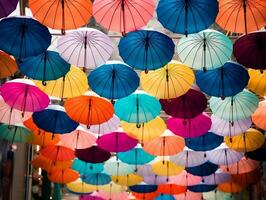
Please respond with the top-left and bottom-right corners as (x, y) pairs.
(0, 124), (32, 144)
(252, 101), (266, 130)
(247, 69), (266, 96)
(170, 150), (207, 167)
(76, 146), (111, 163)
(0, 51), (17, 79)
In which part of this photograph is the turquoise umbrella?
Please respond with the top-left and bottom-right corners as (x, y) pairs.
(114, 93), (161, 127)
(155, 194), (175, 200)
(71, 159), (104, 176)
(0, 124), (32, 143)
(82, 173), (111, 186)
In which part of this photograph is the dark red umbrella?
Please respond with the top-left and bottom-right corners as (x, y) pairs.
(160, 89), (207, 119)
(75, 146), (111, 163)
(234, 31), (266, 70)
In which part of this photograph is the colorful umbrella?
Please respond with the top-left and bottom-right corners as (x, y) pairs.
(112, 174), (143, 186)
(66, 179), (97, 194)
(196, 61), (249, 98)
(216, 0), (266, 34)
(186, 162), (218, 176)
(157, 184), (187, 195)
(203, 190), (233, 200)
(247, 69), (266, 96)
(152, 160), (184, 177)
(29, 0), (92, 33)
(167, 113), (211, 138)
(246, 142), (266, 161)
(76, 146), (111, 163)
(97, 182), (126, 193)
(118, 30), (174, 72)
(169, 171), (202, 186)
(170, 150), (207, 167)
(218, 181), (245, 193)
(34, 66), (89, 99)
(88, 61), (139, 101)
(0, 51), (17, 79)
(57, 28), (114, 70)
(83, 173), (111, 187)
(136, 165), (155, 177)
(232, 168), (261, 186)
(157, 0), (218, 35)
(80, 195), (104, 200)
(0, 0), (18, 18)
(40, 145), (75, 161)
(0, 17), (51, 59)
(97, 191), (129, 200)
(234, 31), (266, 70)
(132, 191), (159, 200)
(140, 61), (195, 98)
(129, 184), (158, 194)
(188, 184), (217, 193)
(104, 157), (135, 176)
(143, 175), (168, 185)
(19, 50), (70, 85)
(160, 89), (207, 119)
(202, 172), (231, 185)
(48, 168), (79, 184)
(174, 191), (202, 200)
(177, 29), (232, 71)
(252, 101), (266, 130)
(0, 79), (50, 113)
(72, 159), (103, 176)
(31, 131), (60, 147)
(155, 194), (175, 200)
(93, 0), (155, 34)
(0, 124), (32, 143)
(209, 90), (259, 122)
(114, 93), (161, 127)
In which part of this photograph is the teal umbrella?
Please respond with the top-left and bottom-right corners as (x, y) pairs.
(82, 173), (111, 186)
(71, 159), (104, 176)
(0, 124), (32, 143)
(52, 183), (62, 200)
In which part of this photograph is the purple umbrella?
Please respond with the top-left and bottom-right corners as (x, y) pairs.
(75, 146), (111, 163)
(170, 150), (207, 167)
(0, 0), (18, 18)
(167, 113), (211, 138)
(202, 172), (231, 185)
(143, 175), (169, 185)
(136, 165), (154, 177)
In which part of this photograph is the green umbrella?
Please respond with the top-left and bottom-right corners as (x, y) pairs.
(0, 124), (32, 143)
(52, 183), (62, 200)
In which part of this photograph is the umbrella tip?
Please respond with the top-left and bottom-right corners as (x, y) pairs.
(136, 124), (141, 128)
(42, 81), (47, 86)
(221, 96), (225, 100)
(144, 69), (149, 74)
(203, 67), (207, 72)
(111, 99), (115, 105)
(229, 137), (233, 143)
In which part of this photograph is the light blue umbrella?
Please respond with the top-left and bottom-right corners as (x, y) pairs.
(155, 194), (175, 200)
(104, 157), (135, 176)
(72, 159), (104, 176)
(82, 173), (111, 186)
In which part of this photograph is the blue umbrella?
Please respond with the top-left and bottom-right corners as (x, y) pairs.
(32, 105), (79, 134)
(82, 173), (111, 186)
(72, 159), (104, 176)
(188, 184), (217, 193)
(0, 17), (51, 59)
(88, 61), (139, 101)
(155, 194), (175, 200)
(118, 30), (175, 72)
(19, 50), (70, 85)
(196, 61), (249, 98)
(129, 184), (158, 193)
(157, 0), (218, 35)
(186, 162), (218, 176)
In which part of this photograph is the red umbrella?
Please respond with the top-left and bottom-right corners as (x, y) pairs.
(75, 146), (111, 163)
(40, 145), (75, 161)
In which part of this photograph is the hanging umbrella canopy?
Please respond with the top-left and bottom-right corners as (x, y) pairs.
(72, 159), (104, 176)
(112, 174), (143, 186)
(80, 195), (104, 200)
(170, 150), (207, 167)
(155, 194), (175, 200)
(31, 131), (60, 147)
(121, 117), (166, 144)
(114, 93), (161, 127)
(57, 28), (114, 70)
(234, 31), (266, 70)
(97, 182), (127, 194)
(0, 51), (17, 79)
(140, 61), (195, 98)
(174, 191), (202, 200)
(232, 168), (261, 186)
(157, 0), (218, 35)
(19, 50), (70, 85)
(88, 61), (139, 101)
(0, 124), (32, 143)
(160, 89), (207, 119)
(188, 184), (217, 193)
(247, 69), (266, 96)
(196, 61), (249, 98)
(167, 113), (211, 138)
(203, 190), (233, 200)
(202, 172), (231, 185)
(157, 184), (187, 195)
(218, 181), (245, 193)
(152, 160), (184, 177)
(83, 173), (111, 186)
(34, 66), (89, 99)
(0, 17), (51, 59)
(246, 141), (266, 161)
(104, 157), (135, 176)
(40, 145), (75, 161)
(119, 30), (175, 72)
(132, 192), (159, 200)
(186, 162), (218, 177)
(0, 79), (50, 113)
(177, 29), (232, 71)
(224, 128), (265, 152)
(209, 90), (259, 122)
(93, 0), (155, 34)
(29, 0), (92, 33)
(169, 171), (202, 186)
(0, 0), (18, 18)
(66, 179), (98, 194)
(143, 175), (168, 185)
(216, 0), (266, 34)
(129, 184), (158, 194)
(76, 146), (111, 163)
(48, 168), (79, 184)
(136, 165), (155, 177)
(252, 101), (266, 130)
(97, 191), (130, 200)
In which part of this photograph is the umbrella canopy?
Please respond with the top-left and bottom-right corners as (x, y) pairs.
(136, 165), (155, 177)
(140, 61), (195, 98)
(96, 132), (138, 153)
(209, 90), (259, 122)
(143, 175), (168, 185)
(34, 66), (89, 99)
(97, 191), (129, 200)
(48, 168), (79, 184)
(157, 184), (187, 195)
(151, 160), (184, 177)
(76, 146), (111, 163)
(112, 174), (143, 186)
(196, 61), (249, 98)
(83, 173), (111, 186)
(104, 157), (135, 176)
(160, 89), (207, 119)
(174, 191), (202, 200)
(40, 145), (75, 161)
(0, 0), (18, 18)
(19, 50), (70, 85)
(114, 93), (161, 126)
(129, 184), (158, 194)
(0, 51), (17, 79)
(177, 29), (232, 71)
(93, 0), (155, 34)
(0, 79), (50, 113)
(218, 181), (245, 193)
(252, 101), (266, 130)
(167, 113), (211, 138)
(232, 168), (262, 186)
(64, 95), (114, 127)
(202, 172), (231, 185)
(203, 190), (233, 200)
(188, 184), (217, 193)
(88, 61), (139, 101)
(247, 69), (266, 96)
(170, 150), (207, 167)
(31, 131), (60, 147)
(216, 0), (266, 34)
(57, 28), (114, 70)
(169, 171), (202, 186)
(154, 194), (175, 200)
(72, 159), (104, 175)
(132, 192), (159, 200)
(186, 162), (218, 176)
(97, 182), (126, 193)
(29, 0), (92, 33)
(246, 142), (266, 161)
(119, 30), (174, 72)
(66, 179), (97, 194)
(80, 196), (104, 200)
(0, 17), (51, 59)
(225, 128), (265, 152)
(234, 31), (266, 70)
(156, 0), (218, 35)
(0, 124), (32, 143)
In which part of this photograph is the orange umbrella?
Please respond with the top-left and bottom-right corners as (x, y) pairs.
(0, 51), (17, 79)
(40, 145), (75, 161)
(157, 184), (187, 195)
(30, 131), (60, 147)
(48, 168), (79, 184)
(132, 192), (159, 200)
(221, 157), (259, 174)
(252, 101), (266, 130)
(247, 69), (266, 96)
(218, 181), (246, 193)
(64, 95), (114, 127)
(232, 168), (262, 186)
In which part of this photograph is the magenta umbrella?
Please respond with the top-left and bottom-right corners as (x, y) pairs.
(96, 132), (138, 153)
(0, 79), (49, 114)
(80, 195), (104, 200)
(170, 150), (207, 167)
(202, 172), (231, 184)
(167, 113), (211, 138)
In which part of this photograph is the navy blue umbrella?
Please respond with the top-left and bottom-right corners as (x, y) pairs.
(0, 17), (51, 59)
(157, 0), (218, 35)
(186, 162), (218, 176)
(188, 184), (217, 193)
(119, 30), (175, 72)
(196, 61), (249, 98)
(129, 185), (158, 193)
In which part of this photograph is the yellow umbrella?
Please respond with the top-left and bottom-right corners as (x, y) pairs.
(66, 179), (97, 194)
(121, 117), (166, 144)
(247, 69), (266, 96)
(252, 101), (266, 130)
(34, 66), (89, 99)
(112, 174), (143, 186)
(98, 182), (127, 193)
(152, 160), (184, 177)
(140, 60), (195, 99)
(225, 128), (265, 152)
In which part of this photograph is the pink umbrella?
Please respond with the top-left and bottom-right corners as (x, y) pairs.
(174, 191), (202, 200)
(0, 79), (49, 114)
(167, 113), (211, 138)
(96, 191), (129, 200)
(202, 172), (231, 184)
(80, 195), (104, 200)
(170, 150), (207, 167)
(143, 175), (169, 185)
(96, 132), (138, 153)
(169, 171), (202, 186)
